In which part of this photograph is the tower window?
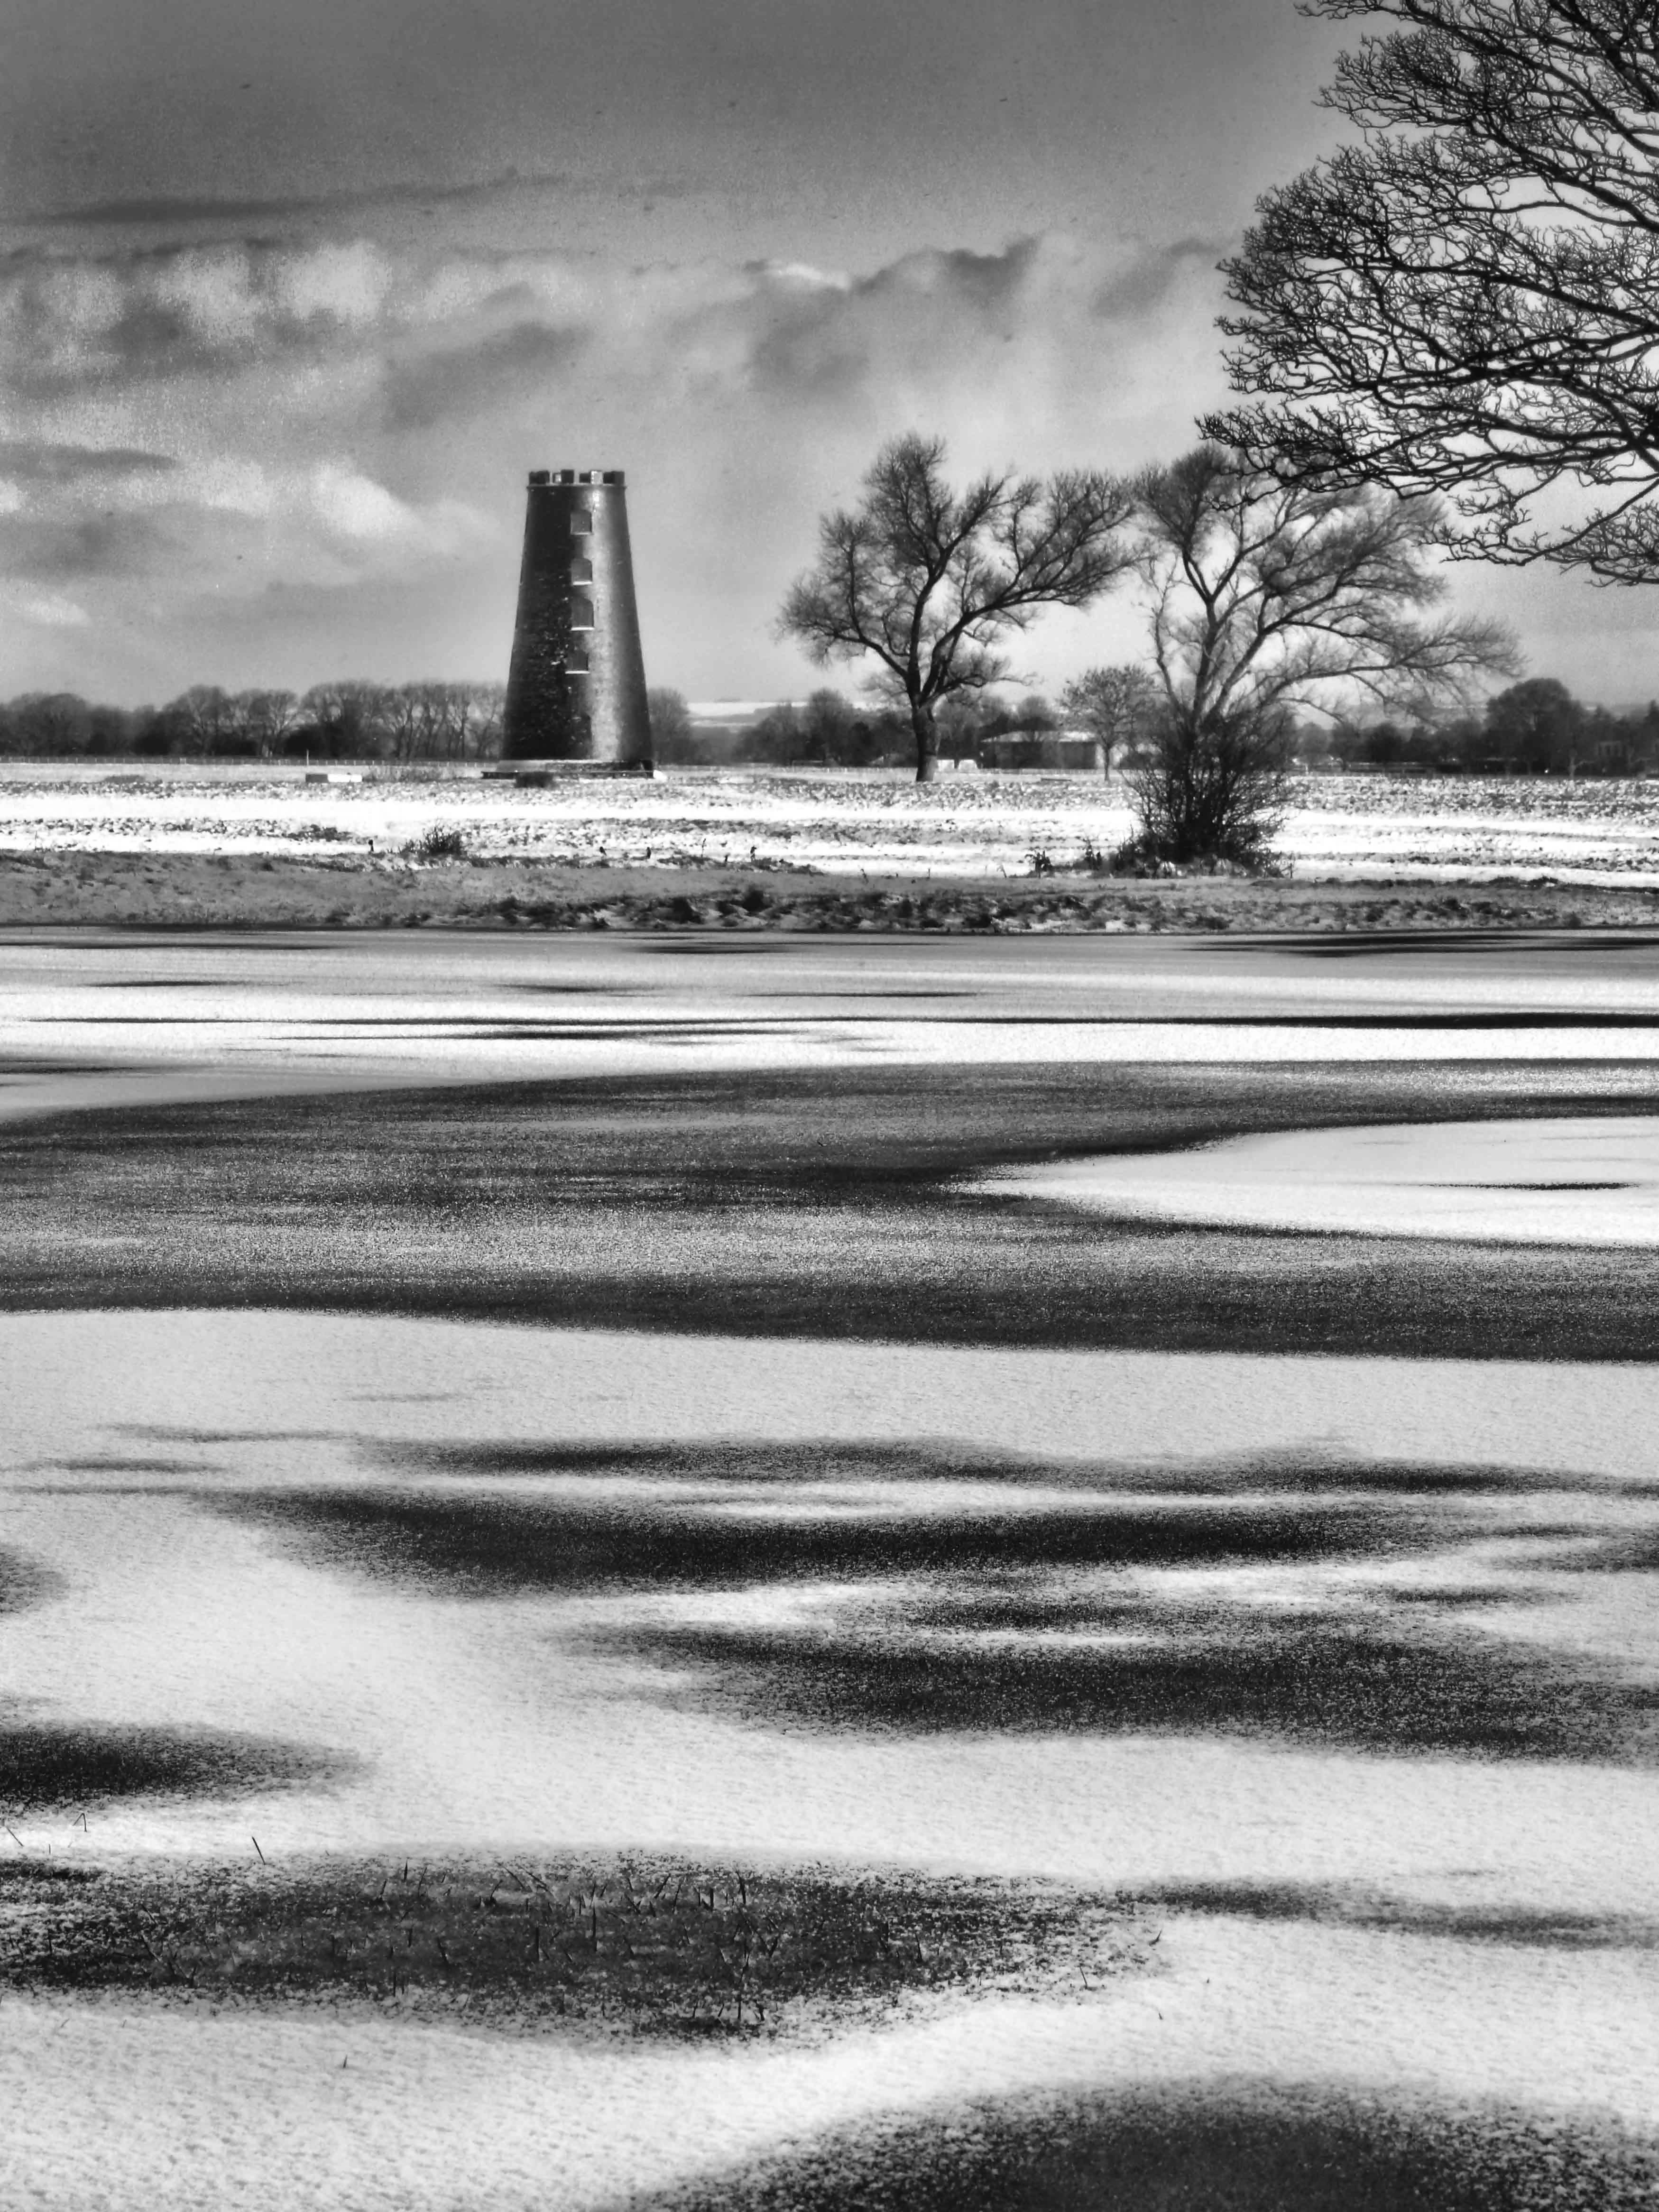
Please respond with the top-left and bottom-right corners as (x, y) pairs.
(564, 647), (590, 673)
(571, 509), (592, 535)
(569, 594), (594, 630)
(570, 556), (593, 583)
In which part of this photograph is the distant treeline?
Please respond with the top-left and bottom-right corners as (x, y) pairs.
(643, 680), (1659, 775)
(0, 680), (1067, 767)
(0, 681), (507, 761)
(648, 687), (1070, 767)
(1307, 680), (1659, 778)
(4, 673), (1656, 776)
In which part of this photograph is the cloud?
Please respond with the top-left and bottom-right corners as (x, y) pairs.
(0, 440), (178, 482)
(1092, 235), (1234, 321)
(24, 168), (583, 230)
(0, 583), (91, 628)
(0, 448), (489, 606)
(0, 230), (1182, 415)
(862, 239), (1044, 315)
(0, 225), (1236, 695)
(0, 240), (400, 392)
(382, 321), (592, 432)
(0, 508), (178, 584)
(299, 462), (487, 557)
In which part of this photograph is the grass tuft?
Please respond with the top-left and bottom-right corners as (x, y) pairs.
(0, 1854), (1155, 2039)
(407, 822), (469, 861)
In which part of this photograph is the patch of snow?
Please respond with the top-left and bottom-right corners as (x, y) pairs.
(980, 1115), (1659, 1246)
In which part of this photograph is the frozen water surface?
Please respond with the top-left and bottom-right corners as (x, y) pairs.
(11, 926), (1659, 1121)
(984, 1114), (1659, 1244)
(6, 930), (1659, 2203)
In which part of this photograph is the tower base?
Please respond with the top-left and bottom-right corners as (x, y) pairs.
(481, 760), (656, 785)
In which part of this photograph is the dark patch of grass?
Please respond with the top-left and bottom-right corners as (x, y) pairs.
(115, 1425), (347, 1446)
(21, 846), (1659, 937)
(1532, 1531), (1659, 1573)
(645, 2079), (1659, 2212)
(1135, 1880), (1659, 1949)
(606, 1601), (1659, 1763)
(210, 1484), (1467, 1594)
(0, 1855), (1152, 2038)
(364, 1438), (1039, 1486)
(0, 1548), (61, 1615)
(35, 1456), (222, 1477)
(202, 1456), (1659, 1761)
(0, 1858), (100, 1886)
(0, 1721), (357, 1813)
(1369, 1584), (1563, 1610)
(361, 1438), (1659, 1501)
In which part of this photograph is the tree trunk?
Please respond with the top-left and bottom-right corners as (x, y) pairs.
(912, 700), (939, 784)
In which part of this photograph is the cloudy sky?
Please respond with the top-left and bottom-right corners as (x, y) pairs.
(0, 0), (1646, 707)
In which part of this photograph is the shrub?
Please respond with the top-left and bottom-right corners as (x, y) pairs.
(409, 823), (468, 861)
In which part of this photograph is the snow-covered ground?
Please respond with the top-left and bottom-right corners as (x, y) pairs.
(8, 1923), (1655, 2212)
(6, 1311), (1659, 1876)
(6, 765), (1659, 882)
(7, 1314), (1659, 2205)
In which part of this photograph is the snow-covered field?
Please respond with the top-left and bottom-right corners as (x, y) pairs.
(8, 1314), (1659, 2208)
(6, 763), (1659, 883)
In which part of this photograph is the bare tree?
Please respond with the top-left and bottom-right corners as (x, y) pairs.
(167, 685), (240, 757)
(6, 692), (93, 755)
(1484, 675), (1586, 773)
(1058, 665), (1160, 778)
(231, 689), (300, 759)
(934, 691), (991, 759)
(381, 684), (430, 760)
(646, 688), (692, 763)
(301, 680), (393, 759)
(646, 688), (691, 742)
(800, 688), (861, 764)
(1209, 0), (1659, 580)
(380, 682), (495, 761)
(778, 433), (1134, 782)
(468, 682), (507, 760)
(434, 682), (481, 760)
(1124, 446), (1517, 865)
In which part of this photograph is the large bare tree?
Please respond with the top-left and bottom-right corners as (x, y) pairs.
(1208, 0), (1659, 580)
(1124, 445), (1516, 865)
(779, 433), (1134, 782)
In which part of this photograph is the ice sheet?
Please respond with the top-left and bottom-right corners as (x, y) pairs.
(982, 1114), (1659, 1245)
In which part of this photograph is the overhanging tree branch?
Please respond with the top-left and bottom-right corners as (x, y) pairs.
(1207, 0), (1659, 580)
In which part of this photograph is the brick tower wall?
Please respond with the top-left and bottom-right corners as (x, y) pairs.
(502, 469), (652, 765)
